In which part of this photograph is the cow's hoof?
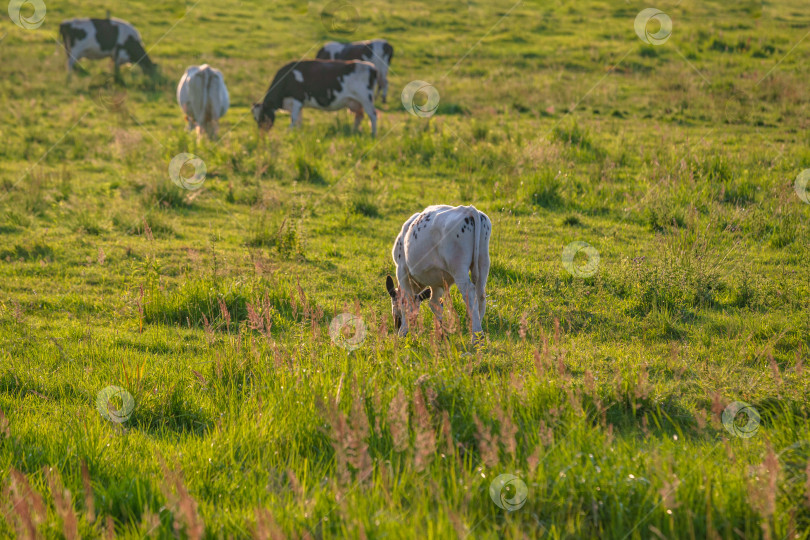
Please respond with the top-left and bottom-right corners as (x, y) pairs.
(472, 332), (486, 351)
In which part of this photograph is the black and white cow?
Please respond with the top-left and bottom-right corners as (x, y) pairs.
(59, 17), (156, 78)
(316, 39), (393, 103)
(386, 205), (492, 347)
(252, 60), (378, 137)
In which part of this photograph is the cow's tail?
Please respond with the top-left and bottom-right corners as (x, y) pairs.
(471, 206), (483, 299)
(188, 67), (211, 135)
(202, 69), (215, 133)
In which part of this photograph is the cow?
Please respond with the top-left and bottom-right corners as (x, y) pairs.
(316, 39), (393, 103)
(385, 205), (492, 348)
(251, 60), (378, 137)
(59, 16), (156, 79)
(176, 65), (229, 139)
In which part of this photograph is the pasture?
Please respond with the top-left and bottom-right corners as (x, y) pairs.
(1, 0), (809, 538)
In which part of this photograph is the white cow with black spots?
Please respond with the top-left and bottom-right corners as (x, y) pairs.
(252, 59), (378, 137)
(386, 205), (492, 347)
(59, 16), (156, 78)
(316, 39), (393, 103)
(177, 65), (229, 139)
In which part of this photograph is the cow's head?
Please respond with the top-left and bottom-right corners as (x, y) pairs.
(141, 59), (158, 79)
(252, 103), (274, 132)
(386, 275), (430, 332)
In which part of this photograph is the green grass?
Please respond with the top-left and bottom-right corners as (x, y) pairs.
(1, 0), (810, 538)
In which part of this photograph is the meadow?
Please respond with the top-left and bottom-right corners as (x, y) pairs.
(1, 0), (809, 537)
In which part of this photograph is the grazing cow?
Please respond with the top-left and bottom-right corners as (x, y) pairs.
(316, 39), (393, 103)
(386, 205), (492, 347)
(176, 65), (229, 139)
(252, 60), (378, 137)
(59, 16), (156, 78)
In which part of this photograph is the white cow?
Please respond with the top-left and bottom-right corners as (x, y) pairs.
(386, 205), (492, 347)
(316, 39), (393, 103)
(176, 65), (229, 139)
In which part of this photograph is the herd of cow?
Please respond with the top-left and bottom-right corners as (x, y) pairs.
(58, 15), (492, 347)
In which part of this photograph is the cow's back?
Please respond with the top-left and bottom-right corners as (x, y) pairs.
(186, 65), (228, 125)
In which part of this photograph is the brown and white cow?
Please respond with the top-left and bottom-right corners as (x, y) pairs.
(59, 16), (156, 78)
(316, 39), (393, 103)
(386, 205), (492, 347)
(252, 60), (378, 137)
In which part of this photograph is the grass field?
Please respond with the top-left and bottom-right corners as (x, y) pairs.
(1, 0), (809, 537)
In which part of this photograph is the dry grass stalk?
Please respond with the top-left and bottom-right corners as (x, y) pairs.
(710, 392), (725, 430)
(44, 468), (78, 540)
(3, 468), (46, 540)
(767, 351), (782, 391)
(80, 460), (95, 524)
(159, 459), (205, 540)
(201, 314), (214, 346)
(527, 445), (541, 475)
(538, 419), (554, 447)
(412, 389), (437, 471)
(139, 508), (160, 536)
(218, 297), (231, 332)
(0, 408), (9, 439)
(104, 515), (115, 539)
(472, 414), (499, 468)
(495, 404), (517, 461)
(323, 396), (373, 484)
(387, 388), (409, 453)
(518, 311), (528, 340)
(254, 508), (286, 540)
(747, 445), (779, 538)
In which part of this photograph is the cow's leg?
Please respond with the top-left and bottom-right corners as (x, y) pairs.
(290, 100), (303, 128)
(477, 264), (490, 324)
(113, 51), (122, 83)
(429, 285), (445, 334)
(65, 52), (75, 79)
(352, 108), (364, 132)
(380, 70), (388, 103)
(346, 100), (363, 132)
(362, 100), (378, 137)
(454, 275), (482, 345)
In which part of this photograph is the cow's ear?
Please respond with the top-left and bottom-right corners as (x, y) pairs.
(416, 287), (431, 302)
(386, 275), (397, 298)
